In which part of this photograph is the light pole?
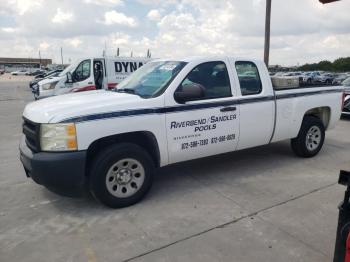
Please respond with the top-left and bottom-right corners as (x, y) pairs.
(60, 47), (63, 65)
(264, 0), (272, 67)
(38, 50), (41, 68)
(263, 0), (340, 68)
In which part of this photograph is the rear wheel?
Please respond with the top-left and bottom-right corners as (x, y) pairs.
(291, 116), (325, 158)
(89, 143), (154, 208)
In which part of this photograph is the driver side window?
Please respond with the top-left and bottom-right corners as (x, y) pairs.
(177, 61), (231, 101)
(73, 60), (91, 82)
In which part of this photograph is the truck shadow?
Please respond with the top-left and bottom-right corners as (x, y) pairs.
(46, 133), (348, 213)
(150, 141), (295, 197)
(46, 140), (297, 211)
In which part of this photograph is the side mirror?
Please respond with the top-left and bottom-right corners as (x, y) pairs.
(66, 72), (73, 83)
(174, 83), (205, 103)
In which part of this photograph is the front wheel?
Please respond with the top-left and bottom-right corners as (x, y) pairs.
(291, 116), (325, 158)
(89, 143), (154, 208)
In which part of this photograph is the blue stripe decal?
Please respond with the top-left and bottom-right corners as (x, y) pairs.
(60, 89), (342, 123)
(275, 89), (343, 100)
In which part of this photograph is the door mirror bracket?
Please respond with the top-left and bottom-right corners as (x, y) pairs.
(66, 72), (73, 83)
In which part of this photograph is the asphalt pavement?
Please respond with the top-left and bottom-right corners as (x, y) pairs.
(0, 74), (349, 262)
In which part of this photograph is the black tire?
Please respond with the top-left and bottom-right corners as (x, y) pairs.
(89, 143), (154, 208)
(291, 116), (325, 158)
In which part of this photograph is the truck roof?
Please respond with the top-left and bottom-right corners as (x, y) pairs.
(154, 56), (263, 64)
(74, 56), (152, 61)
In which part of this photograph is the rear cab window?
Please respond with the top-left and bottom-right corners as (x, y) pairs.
(235, 61), (262, 96)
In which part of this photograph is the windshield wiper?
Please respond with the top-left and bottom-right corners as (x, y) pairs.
(117, 88), (136, 94)
(116, 88), (143, 98)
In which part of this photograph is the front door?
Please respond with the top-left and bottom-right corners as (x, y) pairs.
(165, 60), (240, 164)
(62, 59), (94, 94)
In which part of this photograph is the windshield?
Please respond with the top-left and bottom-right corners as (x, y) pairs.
(45, 70), (57, 77)
(58, 60), (81, 77)
(116, 61), (187, 98)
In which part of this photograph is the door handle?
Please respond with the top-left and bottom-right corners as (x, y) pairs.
(88, 82), (93, 84)
(220, 106), (236, 112)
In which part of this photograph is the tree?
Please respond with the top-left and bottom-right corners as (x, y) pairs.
(298, 57), (350, 72)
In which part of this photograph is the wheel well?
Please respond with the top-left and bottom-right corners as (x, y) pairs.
(304, 107), (331, 129)
(85, 131), (160, 175)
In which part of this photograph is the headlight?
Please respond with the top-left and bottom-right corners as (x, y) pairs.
(40, 123), (77, 151)
(41, 81), (58, 90)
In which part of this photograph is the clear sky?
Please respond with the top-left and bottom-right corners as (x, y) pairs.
(0, 0), (349, 66)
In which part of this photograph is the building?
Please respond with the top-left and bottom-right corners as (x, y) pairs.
(0, 57), (52, 71)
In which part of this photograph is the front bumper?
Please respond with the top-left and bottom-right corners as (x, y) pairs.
(33, 87), (54, 99)
(19, 136), (87, 197)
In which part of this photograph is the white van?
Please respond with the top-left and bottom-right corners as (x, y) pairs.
(33, 57), (151, 99)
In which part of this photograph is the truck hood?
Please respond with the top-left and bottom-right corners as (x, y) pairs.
(38, 76), (62, 85)
(23, 90), (147, 123)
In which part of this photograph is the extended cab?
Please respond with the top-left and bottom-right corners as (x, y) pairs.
(19, 57), (344, 208)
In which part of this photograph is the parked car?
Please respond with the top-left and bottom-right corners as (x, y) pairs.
(313, 73), (335, 85)
(19, 56), (344, 208)
(0, 69), (5, 75)
(29, 70), (63, 89)
(343, 95), (350, 116)
(29, 69), (46, 76)
(33, 56), (151, 99)
(342, 77), (350, 87)
(34, 69), (61, 80)
(333, 73), (350, 85)
(333, 170), (350, 262)
(11, 70), (29, 75)
(342, 77), (350, 116)
(302, 71), (322, 84)
(282, 72), (302, 77)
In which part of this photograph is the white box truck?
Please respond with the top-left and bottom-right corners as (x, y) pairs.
(32, 57), (151, 99)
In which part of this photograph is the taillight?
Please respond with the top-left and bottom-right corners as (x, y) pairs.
(345, 231), (350, 262)
(342, 92), (346, 110)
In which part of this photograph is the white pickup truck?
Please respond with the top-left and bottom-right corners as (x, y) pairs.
(20, 57), (345, 208)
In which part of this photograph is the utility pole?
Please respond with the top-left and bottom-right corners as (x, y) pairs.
(60, 47), (63, 65)
(38, 50), (42, 68)
(264, 0), (272, 67)
(263, 0), (339, 68)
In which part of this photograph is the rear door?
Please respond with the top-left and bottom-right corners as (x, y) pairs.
(231, 60), (275, 150)
(165, 60), (240, 164)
